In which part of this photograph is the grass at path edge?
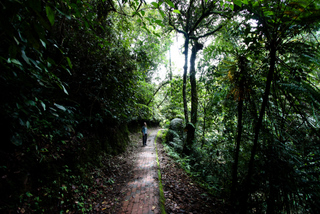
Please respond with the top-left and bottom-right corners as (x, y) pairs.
(154, 129), (166, 214)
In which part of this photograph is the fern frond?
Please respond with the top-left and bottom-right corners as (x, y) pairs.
(168, 141), (183, 152)
(279, 82), (320, 107)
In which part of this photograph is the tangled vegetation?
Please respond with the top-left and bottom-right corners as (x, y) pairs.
(1, 0), (320, 213)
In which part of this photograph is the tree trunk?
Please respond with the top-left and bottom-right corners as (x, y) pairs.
(231, 56), (246, 209)
(169, 47), (173, 97)
(240, 41), (276, 213)
(183, 36), (189, 124)
(266, 141), (276, 214)
(190, 43), (200, 127)
(201, 105), (206, 149)
(185, 42), (202, 155)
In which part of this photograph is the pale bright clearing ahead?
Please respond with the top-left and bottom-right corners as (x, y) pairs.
(156, 34), (186, 82)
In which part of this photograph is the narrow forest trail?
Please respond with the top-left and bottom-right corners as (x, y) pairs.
(118, 128), (160, 214)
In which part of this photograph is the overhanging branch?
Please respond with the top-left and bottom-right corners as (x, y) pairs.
(146, 80), (170, 106)
(190, 25), (223, 40)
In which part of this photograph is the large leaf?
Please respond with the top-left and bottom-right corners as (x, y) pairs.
(173, 10), (180, 14)
(233, 0), (242, 7)
(151, 2), (158, 8)
(159, 10), (166, 18)
(155, 20), (165, 27)
(21, 50), (30, 65)
(165, 0), (175, 8)
(8, 58), (22, 66)
(46, 5), (55, 26)
(54, 103), (66, 111)
(242, 0), (248, 4)
(66, 57), (72, 69)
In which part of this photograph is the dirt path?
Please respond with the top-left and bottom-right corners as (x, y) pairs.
(118, 129), (160, 214)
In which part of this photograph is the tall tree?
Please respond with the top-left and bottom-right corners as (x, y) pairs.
(161, 0), (226, 154)
(233, 1), (320, 212)
(202, 0), (320, 212)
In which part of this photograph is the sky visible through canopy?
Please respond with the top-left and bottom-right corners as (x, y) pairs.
(156, 33), (186, 82)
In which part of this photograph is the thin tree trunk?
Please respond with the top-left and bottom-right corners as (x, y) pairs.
(183, 36), (189, 124)
(231, 56), (245, 209)
(146, 81), (170, 106)
(190, 43), (200, 126)
(231, 88), (244, 209)
(231, 65), (245, 207)
(185, 42), (202, 155)
(266, 141), (276, 214)
(201, 105), (206, 149)
(169, 47), (173, 97)
(240, 41), (277, 213)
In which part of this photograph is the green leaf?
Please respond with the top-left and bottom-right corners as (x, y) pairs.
(66, 68), (72, 75)
(140, 10), (145, 16)
(66, 57), (72, 69)
(46, 5), (55, 26)
(84, 20), (89, 28)
(9, 58), (22, 66)
(159, 10), (166, 18)
(21, 50), (30, 65)
(151, 2), (158, 7)
(131, 11), (137, 16)
(26, 121), (30, 129)
(263, 10), (274, 17)
(41, 101), (46, 111)
(142, 26), (151, 33)
(155, 20), (165, 27)
(153, 32), (161, 37)
(233, 0), (242, 7)
(26, 192), (33, 197)
(56, 80), (69, 95)
(26, 100), (36, 106)
(165, 0), (175, 8)
(54, 103), (66, 111)
(173, 9), (180, 14)
(61, 84), (69, 95)
(242, 0), (248, 4)
(56, 7), (71, 19)
(13, 36), (19, 45)
(40, 39), (46, 48)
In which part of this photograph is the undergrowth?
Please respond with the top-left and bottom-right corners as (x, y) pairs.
(155, 130), (166, 214)
(161, 130), (228, 199)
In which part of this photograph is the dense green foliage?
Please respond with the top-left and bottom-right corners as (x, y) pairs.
(1, 0), (320, 213)
(159, 0), (320, 213)
(0, 0), (168, 212)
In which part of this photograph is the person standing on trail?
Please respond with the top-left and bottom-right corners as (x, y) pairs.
(141, 122), (147, 146)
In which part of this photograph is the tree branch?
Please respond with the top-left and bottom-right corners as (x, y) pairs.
(109, 0), (146, 17)
(168, 7), (187, 37)
(190, 25), (223, 39)
(146, 80), (170, 106)
(157, 92), (169, 108)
